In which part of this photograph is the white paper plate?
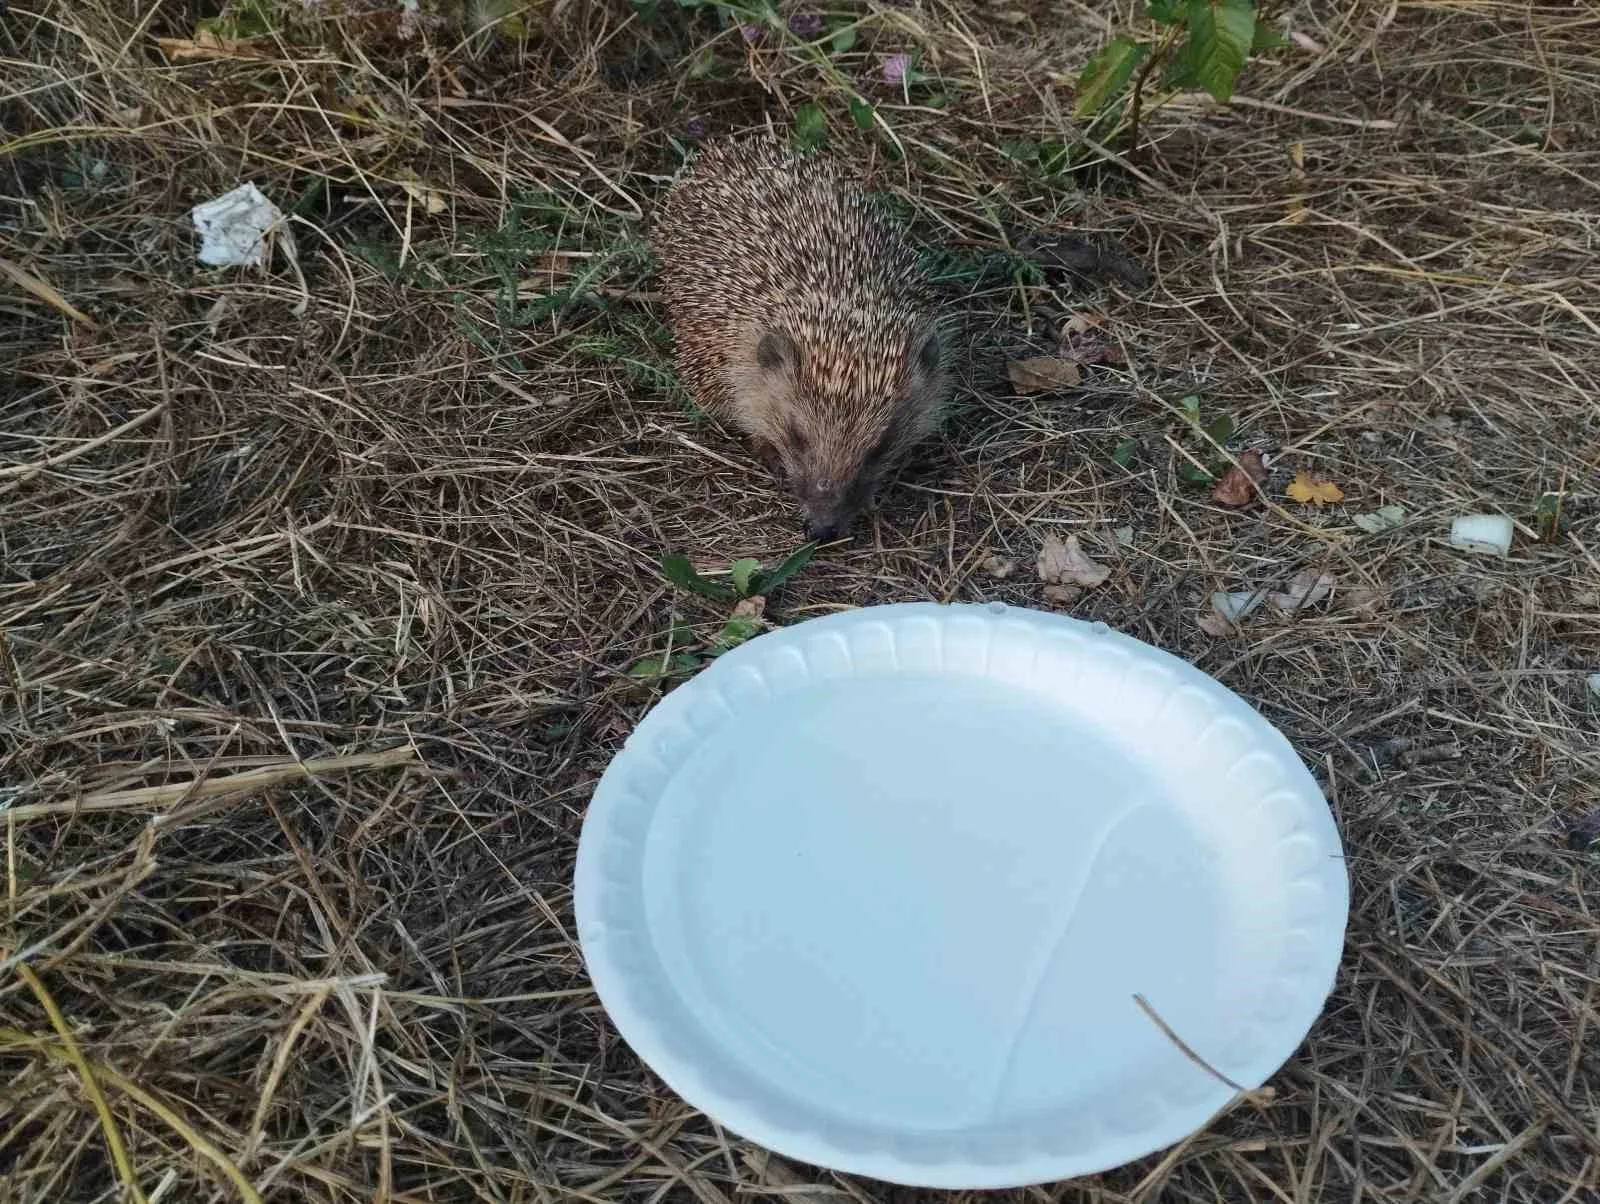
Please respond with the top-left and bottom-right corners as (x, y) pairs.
(575, 602), (1347, 1188)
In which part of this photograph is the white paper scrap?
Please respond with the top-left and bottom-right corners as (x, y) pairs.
(190, 182), (284, 268)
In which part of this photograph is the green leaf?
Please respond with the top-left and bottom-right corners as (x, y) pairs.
(831, 24), (857, 53)
(1146, 0), (1183, 22)
(728, 558), (762, 596)
(687, 45), (718, 78)
(1073, 37), (1150, 119)
(848, 96), (875, 130)
(1036, 141), (1073, 175)
(793, 102), (828, 150)
(1179, 394), (1203, 425)
(1171, 0), (1256, 103)
(1111, 438), (1140, 469)
(661, 553), (736, 602)
(1177, 460), (1218, 486)
(1533, 492), (1568, 540)
(753, 542), (817, 595)
(1252, 22), (1289, 51)
(627, 650), (703, 680)
(709, 616), (765, 653)
(1204, 413), (1235, 444)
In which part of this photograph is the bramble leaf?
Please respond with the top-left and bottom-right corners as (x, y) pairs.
(1074, 37), (1149, 119)
(754, 542), (817, 595)
(1170, 0), (1255, 103)
(661, 553), (736, 601)
(728, 558), (762, 596)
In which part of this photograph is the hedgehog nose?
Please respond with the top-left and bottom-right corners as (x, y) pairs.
(803, 515), (846, 543)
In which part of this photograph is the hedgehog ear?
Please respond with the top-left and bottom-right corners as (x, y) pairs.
(912, 329), (942, 377)
(756, 329), (798, 376)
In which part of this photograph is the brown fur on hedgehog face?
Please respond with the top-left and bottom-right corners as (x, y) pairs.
(725, 320), (951, 541)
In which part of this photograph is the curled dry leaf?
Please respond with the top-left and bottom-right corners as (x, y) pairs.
(730, 595), (767, 621)
(1057, 313), (1124, 366)
(1043, 584), (1082, 607)
(1271, 569), (1334, 614)
(1037, 535), (1110, 589)
(1211, 450), (1267, 507)
(1339, 585), (1384, 614)
(1210, 589), (1268, 624)
(1198, 586), (1271, 636)
(1286, 472), (1345, 506)
(1008, 356), (1082, 395)
(983, 555), (1019, 579)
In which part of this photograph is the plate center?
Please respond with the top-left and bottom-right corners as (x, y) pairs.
(642, 670), (1231, 1132)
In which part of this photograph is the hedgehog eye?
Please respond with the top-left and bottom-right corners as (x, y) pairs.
(756, 330), (797, 374)
(783, 419), (810, 455)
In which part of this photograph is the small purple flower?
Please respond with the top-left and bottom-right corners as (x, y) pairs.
(881, 52), (910, 85)
(686, 116), (707, 140)
(740, 23), (764, 44)
(788, 13), (823, 37)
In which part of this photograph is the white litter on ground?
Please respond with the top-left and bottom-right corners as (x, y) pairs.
(1449, 513), (1514, 557)
(190, 182), (284, 268)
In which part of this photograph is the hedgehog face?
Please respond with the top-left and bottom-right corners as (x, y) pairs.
(731, 322), (950, 541)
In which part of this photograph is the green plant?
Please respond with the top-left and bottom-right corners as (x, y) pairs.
(1534, 489), (1569, 542)
(1110, 437), (1141, 470)
(1074, 0), (1286, 150)
(659, 545), (815, 603)
(628, 545), (818, 681)
(1173, 394), (1237, 486)
(793, 102), (829, 150)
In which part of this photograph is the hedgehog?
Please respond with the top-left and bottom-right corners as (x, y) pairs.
(651, 133), (954, 542)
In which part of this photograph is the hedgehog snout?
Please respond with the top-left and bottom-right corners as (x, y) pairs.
(802, 511), (848, 543)
(799, 491), (852, 543)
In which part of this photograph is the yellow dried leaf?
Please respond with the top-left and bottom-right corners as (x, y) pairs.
(1286, 472), (1345, 506)
(1286, 140), (1308, 225)
(397, 172), (448, 215)
(154, 31), (264, 61)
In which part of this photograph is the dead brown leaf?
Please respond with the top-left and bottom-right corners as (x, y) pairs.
(1211, 450), (1267, 507)
(1271, 569), (1335, 614)
(1043, 584), (1082, 606)
(1037, 535), (1110, 588)
(1008, 356), (1081, 395)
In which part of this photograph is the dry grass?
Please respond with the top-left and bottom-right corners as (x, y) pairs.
(4, 0), (1600, 1200)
